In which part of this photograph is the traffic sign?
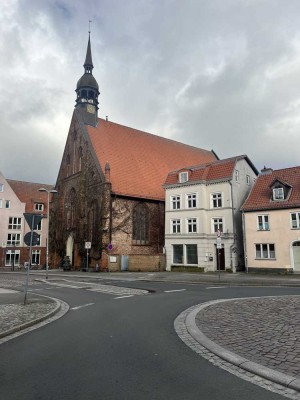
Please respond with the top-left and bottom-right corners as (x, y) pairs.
(107, 243), (113, 251)
(24, 232), (40, 246)
(85, 242), (91, 249)
(24, 213), (43, 230)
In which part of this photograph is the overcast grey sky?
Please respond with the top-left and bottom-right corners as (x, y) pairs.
(1, 0), (299, 184)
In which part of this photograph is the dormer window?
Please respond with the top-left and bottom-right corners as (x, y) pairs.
(273, 187), (284, 201)
(179, 172), (188, 183)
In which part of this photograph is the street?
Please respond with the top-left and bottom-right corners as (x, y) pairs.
(0, 272), (299, 399)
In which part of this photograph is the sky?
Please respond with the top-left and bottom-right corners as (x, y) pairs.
(1, 0), (299, 184)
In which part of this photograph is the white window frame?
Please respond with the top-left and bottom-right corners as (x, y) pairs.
(5, 250), (20, 267)
(255, 243), (275, 259)
(0, 183), (3, 192)
(179, 172), (188, 183)
(8, 217), (22, 230)
(257, 215), (269, 231)
(7, 233), (21, 246)
(171, 219), (181, 234)
(187, 218), (197, 233)
(273, 188), (284, 201)
(212, 217), (223, 233)
(235, 170), (239, 182)
(211, 192), (222, 208)
(171, 195), (181, 210)
(34, 203), (44, 211)
(0, 199), (2, 208)
(186, 193), (197, 209)
(36, 220), (43, 231)
(291, 212), (300, 229)
(31, 250), (41, 265)
(172, 244), (198, 265)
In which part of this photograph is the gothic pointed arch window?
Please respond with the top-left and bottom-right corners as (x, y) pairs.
(78, 147), (83, 172)
(87, 201), (98, 243)
(132, 203), (150, 245)
(65, 188), (77, 230)
(66, 154), (70, 177)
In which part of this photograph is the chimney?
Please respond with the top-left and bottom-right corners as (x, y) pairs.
(260, 166), (273, 175)
(106, 116), (108, 121)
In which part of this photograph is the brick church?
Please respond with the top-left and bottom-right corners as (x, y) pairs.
(51, 33), (217, 271)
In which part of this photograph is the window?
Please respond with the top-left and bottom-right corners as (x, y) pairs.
(186, 244), (198, 264)
(7, 233), (21, 246)
(172, 244), (198, 265)
(211, 193), (222, 208)
(35, 203), (44, 211)
(173, 245), (183, 264)
(235, 170), (239, 182)
(0, 183), (3, 192)
(171, 219), (181, 233)
(0, 199), (2, 208)
(133, 203), (150, 245)
(187, 218), (197, 233)
(5, 250), (20, 267)
(186, 193), (197, 208)
(36, 220), (42, 231)
(258, 215), (269, 230)
(255, 244), (275, 259)
(5, 200), (10, 209)
(31, 250), (41, 265)
(179, 172), (188, 183)
(171, 195), (181, 210)
(273, 188), (284, 200)
(246, 175), (250, 185)
(8, 217), (22, 230)
(291, 213), (300, 229)
(212, 218), (223, 233)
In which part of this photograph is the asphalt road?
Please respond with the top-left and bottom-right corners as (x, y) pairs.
(0, 276), (300, 400)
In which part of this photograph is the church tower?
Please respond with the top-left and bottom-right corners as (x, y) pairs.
(75, 32), (99, 127)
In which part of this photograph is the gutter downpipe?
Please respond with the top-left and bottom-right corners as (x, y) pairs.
(242, 210), (248, 273)
(229, 181), (236, 272)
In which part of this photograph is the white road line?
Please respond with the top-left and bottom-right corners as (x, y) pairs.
(114, 295), (134, 299)
(70, 303), (95, 310)
(164, 289), (186, 293)
(206, 286), (227, 289)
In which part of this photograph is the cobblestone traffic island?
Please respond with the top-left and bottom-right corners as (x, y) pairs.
(196, 295), (300, 378)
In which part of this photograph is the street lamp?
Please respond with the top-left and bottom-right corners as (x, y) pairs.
(39, 188), (58, 279)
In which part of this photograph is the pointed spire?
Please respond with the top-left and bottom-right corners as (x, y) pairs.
(84, 32), (93, 71)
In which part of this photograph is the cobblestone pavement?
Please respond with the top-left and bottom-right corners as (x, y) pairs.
(195, 296), (300, 378)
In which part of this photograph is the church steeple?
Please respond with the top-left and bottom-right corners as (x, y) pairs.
(75, 31), (99, 127)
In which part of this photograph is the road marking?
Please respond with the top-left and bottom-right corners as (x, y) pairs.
(114, 295), (134, 299)
(206, 286), (227, 289)
(71, 303), (95, 310)
(164, 289), (186, 293)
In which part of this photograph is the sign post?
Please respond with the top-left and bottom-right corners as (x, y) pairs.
(85, 242), (91, 272)
(216, 231), (222, 282)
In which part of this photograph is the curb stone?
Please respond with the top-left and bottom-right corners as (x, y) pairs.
(0, 294), (69, 340)
(175, 299), (300, 399)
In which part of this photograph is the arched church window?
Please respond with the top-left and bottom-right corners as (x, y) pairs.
(132, 203), (150, 245)
(66, 154), (70, 177)
(78, 147), (83, 172)
(65, 188), (77, 230)
(89, 91), (94, 99)
(81, 90), (87, 101)
(87, 201), (98, 243)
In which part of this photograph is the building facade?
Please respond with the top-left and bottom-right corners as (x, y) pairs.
(164, 156), (258, 272)
(0, 171), (52, 268)
(241, 166), (300, 273)
(51, 34), (217, 271)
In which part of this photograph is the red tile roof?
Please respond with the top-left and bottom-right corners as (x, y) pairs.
(164, 155), (254, 186)
(242, 166), (300, 211)
(86, 118), (217, 200)
(7, 180), (54, 213)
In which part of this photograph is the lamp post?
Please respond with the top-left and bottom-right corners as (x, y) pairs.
(39, 188), (58, 279)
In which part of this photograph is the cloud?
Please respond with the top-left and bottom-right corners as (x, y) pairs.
(0, 0), (300, 184)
